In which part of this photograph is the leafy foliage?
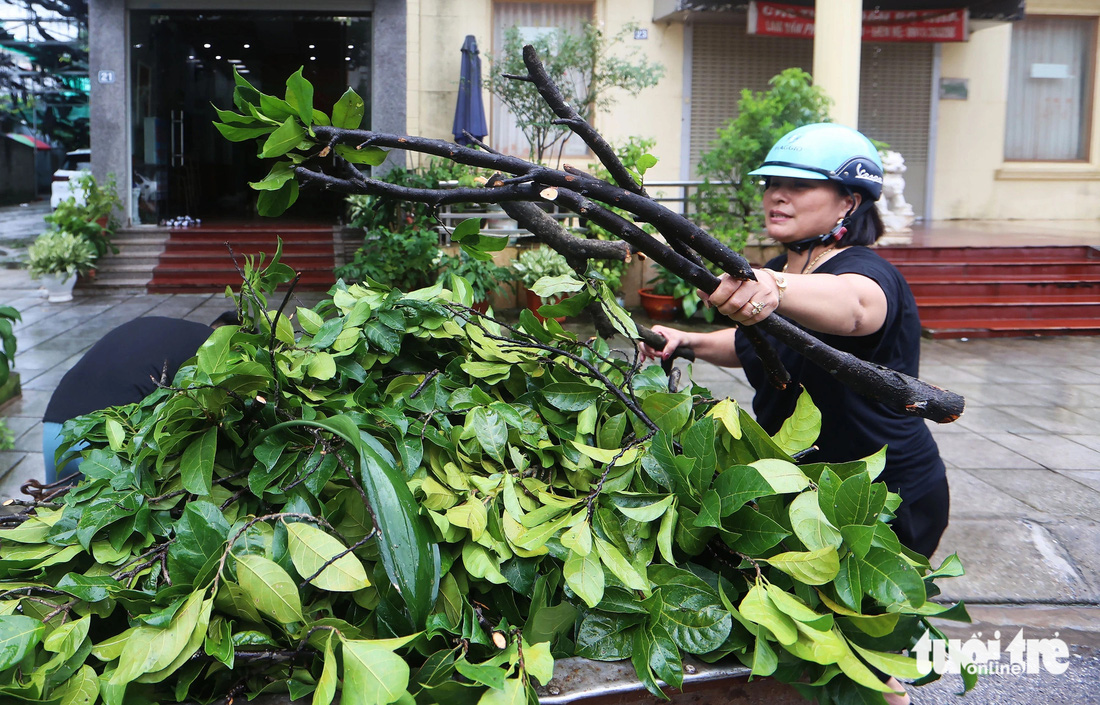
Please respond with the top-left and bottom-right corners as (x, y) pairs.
(44, 173), (123, 259)
(487, 23), (665, 162)
(510, 245), (572, 288)
(693, 68), (832, 252)
(336, 161), (487, 291)
(0, 242), (968, 704)
(0, 305), (18, 389)
(435, 251), (516, 305)
(25, 229), (95, 278)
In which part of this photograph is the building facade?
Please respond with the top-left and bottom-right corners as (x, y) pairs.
(88, 0), (1100, 227)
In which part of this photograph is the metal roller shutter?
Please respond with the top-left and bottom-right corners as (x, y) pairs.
(689, 21), (932, 218)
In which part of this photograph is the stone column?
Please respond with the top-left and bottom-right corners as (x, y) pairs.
(88, 0), (130, 223)
(812, 0), (862, 128)
(372, 0), (407, 174)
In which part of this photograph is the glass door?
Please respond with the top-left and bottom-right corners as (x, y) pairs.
(130, 11), (371, 225)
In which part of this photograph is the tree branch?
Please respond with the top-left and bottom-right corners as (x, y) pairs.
(520, 44), (647, 198)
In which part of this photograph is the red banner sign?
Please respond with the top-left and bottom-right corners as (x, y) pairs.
(747, 2), (969, 42)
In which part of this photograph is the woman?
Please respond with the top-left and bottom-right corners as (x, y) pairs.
(644, 123), (948, 558)
(645, 123), (943, 704)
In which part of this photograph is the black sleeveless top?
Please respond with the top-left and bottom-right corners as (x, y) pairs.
(734, 247), (945, 502)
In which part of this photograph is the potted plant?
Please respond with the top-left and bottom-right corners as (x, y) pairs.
(45, 173), (123, 261)
(639, 263), (692, 321)
(26, 230), (96, 303)
(511, 245), (573, 322)
(436, 252), (516, 313)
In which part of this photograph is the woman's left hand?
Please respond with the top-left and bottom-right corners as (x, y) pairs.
(704, 270), (779, 325)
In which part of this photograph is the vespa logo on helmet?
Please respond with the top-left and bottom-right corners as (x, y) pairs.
(853, 162), (883, 185)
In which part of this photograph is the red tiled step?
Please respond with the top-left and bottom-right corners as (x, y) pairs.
(906, 275), (1100, 299)
(878, 245), (1100, 263)
(921, 318), (1100, 339)
(915, 296), (1100, 321)
(156, 252), (336, 268)
(893, 261), (1100, 277)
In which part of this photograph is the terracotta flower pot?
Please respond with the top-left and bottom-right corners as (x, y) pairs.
(524, 289), (566, 324)
(638, 288), (682, 321)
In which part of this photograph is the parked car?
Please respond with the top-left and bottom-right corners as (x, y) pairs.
(50, 149), (91, 209)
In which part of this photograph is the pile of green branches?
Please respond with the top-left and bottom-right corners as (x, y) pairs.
(0, 245), (971, 705)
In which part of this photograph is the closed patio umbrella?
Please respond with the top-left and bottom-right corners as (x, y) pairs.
(452, 35), (488, 146)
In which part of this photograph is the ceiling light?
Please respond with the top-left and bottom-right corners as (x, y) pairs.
(309, 44), (315, 49)
(228, 59), (241, 63)
(204, 43), (211, 48)
(243, 44), (250, 49)
(310, 56), (316, 61)
(215, 55), (222, 60)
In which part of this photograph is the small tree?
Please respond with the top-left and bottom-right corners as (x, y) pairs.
(694, 68), (832, 252)
(488, 22), (664, 163)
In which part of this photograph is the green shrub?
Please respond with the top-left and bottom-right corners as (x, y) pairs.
(694, 68), (832, 252)
(435, 251), (515, 304)
(511, 245), (573, 288)
(336, 160), (483, 290)
(25, 230), (96, 279)
(0, 305), (18, 389)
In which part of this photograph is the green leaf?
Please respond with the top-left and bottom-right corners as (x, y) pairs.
(541, 382), (600, 412)
(314, 634), (338, 705)
(771, 387), (821, 455)
(285, 67), (314, 126)
(641, 392), (692, 433)
(764, 547), (841, 585)
(564, 549), (604, 608)
(341, 638), (411, 705)
(111, 589), (206, 685)
(764, 584), (833, 631)
(594, 537), (648, 592)
(727, 506), (789, 555)
(0, 615), (44, 669)
(477, 677), (524, 705)
(332, 87), (366, 129)
(105, 418), (125, 451)
(614, 494), (674, 523)
(56, 664), (100, 705)
(789, 491), (842, 551)
(307, 351), (337, 380)
(335, 144), (388, 165)
(249, 161), (296, 191)
(260, 117), (307, 159)
(834, 472), (886, 527)
(181, 427), (217, 496)
(531, 274), (584, 298)
(738, 584), (797, 645)
(713, 465), (774, 516)
(286, 521), (371, 592)
(751, 458), (810, 494)
(213, 121), (275, 142)
(708, 398), (743, 437)
(236, 553), (304, 622)
(256, 178), (299, 216)
(653, 582), (731, 653)
(860, 547), (927, 608)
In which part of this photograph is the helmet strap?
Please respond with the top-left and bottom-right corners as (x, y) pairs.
(782, 186), (860, 253)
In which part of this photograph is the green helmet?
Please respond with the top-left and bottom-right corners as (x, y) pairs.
(749, 123), (884, 203)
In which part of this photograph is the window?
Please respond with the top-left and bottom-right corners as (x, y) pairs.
(492, 2), (593, 159)
(1004, 16), (1097, 161)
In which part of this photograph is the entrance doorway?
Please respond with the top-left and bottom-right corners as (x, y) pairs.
(130, 11), (371, 225)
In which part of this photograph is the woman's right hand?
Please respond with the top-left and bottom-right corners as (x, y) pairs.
(640, 325), (695, 362)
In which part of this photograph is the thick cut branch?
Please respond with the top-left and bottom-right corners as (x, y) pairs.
(304, 131), (963, 422)
(520, 44), (647, 198)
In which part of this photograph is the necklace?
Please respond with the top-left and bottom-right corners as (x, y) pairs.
(783, 246), (838, 275)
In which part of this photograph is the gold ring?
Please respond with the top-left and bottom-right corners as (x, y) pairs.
(749, 301), (765, 316)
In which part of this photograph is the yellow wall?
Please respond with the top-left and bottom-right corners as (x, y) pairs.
(934, 1), (1100, 220)
(406, 0), (685, 181)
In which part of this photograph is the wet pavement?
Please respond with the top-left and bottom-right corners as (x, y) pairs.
(1, 223), (1099, 702)
(0, 200), (51, 267)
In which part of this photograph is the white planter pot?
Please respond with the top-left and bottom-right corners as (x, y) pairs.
(41, 272), (77, 303)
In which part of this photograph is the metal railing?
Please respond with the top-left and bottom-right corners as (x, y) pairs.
(433, 180), (724, 243)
